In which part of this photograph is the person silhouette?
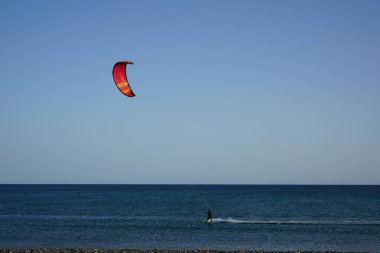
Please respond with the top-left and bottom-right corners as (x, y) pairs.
(206, 208), (212, 223)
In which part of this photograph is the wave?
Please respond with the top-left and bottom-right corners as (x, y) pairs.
(1, 215), (380, 226)
(0, 214), (129, 220)
(211, 218), (380, 225)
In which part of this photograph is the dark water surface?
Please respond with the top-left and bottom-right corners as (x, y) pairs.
(0, 185), (379, 251)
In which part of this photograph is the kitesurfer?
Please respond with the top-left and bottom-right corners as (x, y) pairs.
(206, 208), (212, 223)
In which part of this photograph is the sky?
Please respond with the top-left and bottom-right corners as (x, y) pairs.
(0, 0), (379, 184)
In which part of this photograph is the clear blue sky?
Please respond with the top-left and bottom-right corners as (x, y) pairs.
(1, 0), (379, 184)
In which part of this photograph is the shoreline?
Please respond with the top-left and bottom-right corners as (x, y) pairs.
(0, 249), (368, 253)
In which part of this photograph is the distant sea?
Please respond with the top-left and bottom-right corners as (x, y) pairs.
(0, 185), (379, 251)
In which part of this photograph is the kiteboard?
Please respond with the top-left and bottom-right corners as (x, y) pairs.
(202, 219), (212, 224)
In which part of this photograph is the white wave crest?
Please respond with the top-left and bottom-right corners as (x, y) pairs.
(211, 218), (380, 225)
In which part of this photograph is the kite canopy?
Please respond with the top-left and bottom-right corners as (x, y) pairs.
(113, 61), (135, 97)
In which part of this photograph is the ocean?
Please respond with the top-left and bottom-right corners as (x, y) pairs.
(0, 185), (379, 251)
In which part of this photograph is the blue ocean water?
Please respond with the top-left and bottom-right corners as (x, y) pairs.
(0, 185), (379, 251)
